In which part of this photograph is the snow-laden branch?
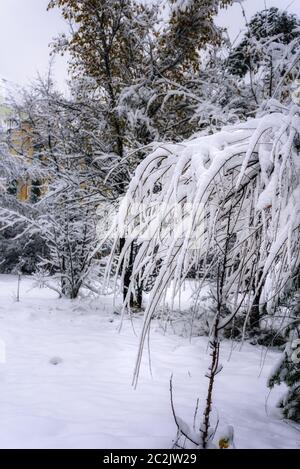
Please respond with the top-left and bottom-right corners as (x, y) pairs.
(105, 104), (300, 382)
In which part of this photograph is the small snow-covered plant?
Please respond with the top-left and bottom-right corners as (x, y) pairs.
(170, 206), (240, 448)
(218, 425), (235, 449)
(171, 370), (235, 449)
(32, 267), (51, 289)
(31, 267), (62, 296)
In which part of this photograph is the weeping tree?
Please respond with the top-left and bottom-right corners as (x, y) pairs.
(102, 100), (300, 446)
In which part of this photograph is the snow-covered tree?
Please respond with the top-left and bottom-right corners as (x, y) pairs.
(101, 98), (300, 438)
(0, 76), (114, 298)
(227, 7), (300, 105)
(48, 0), (234, 155)
(106, 100), (299, 333)
(48, 0), (235, 306)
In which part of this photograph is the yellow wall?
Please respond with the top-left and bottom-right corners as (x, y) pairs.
(8, 122), (33, 202)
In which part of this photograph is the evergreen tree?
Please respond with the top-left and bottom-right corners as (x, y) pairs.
(227, 7), (300, 78)
(0, 76), (111, 298)
(268, 298), (300, 422)
(226, 7), (300, 104)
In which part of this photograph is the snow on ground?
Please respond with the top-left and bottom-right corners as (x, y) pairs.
(0, 274), (299, 449)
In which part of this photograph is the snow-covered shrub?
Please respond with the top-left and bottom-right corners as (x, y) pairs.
(0, 78), (109, 299)
(268, 297), (300, 422)
(0, 226), (47, 274)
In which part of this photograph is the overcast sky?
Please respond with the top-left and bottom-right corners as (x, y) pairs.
(0, 0), (68, 92)
(1, 0), (300, 93)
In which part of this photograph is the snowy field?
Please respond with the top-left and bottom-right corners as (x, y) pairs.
(0, 274), (299, 449)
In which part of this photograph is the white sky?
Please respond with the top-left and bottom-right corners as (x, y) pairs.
(0, 0), (68, 92)
(0, 0), (300, 93)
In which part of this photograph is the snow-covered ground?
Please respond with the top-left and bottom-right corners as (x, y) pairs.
(0, 274), (299, 449)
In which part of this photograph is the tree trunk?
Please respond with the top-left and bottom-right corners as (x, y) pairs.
(119, 238), (143, 309)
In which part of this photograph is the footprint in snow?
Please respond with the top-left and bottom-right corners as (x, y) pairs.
(49, 356), (63, 366)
